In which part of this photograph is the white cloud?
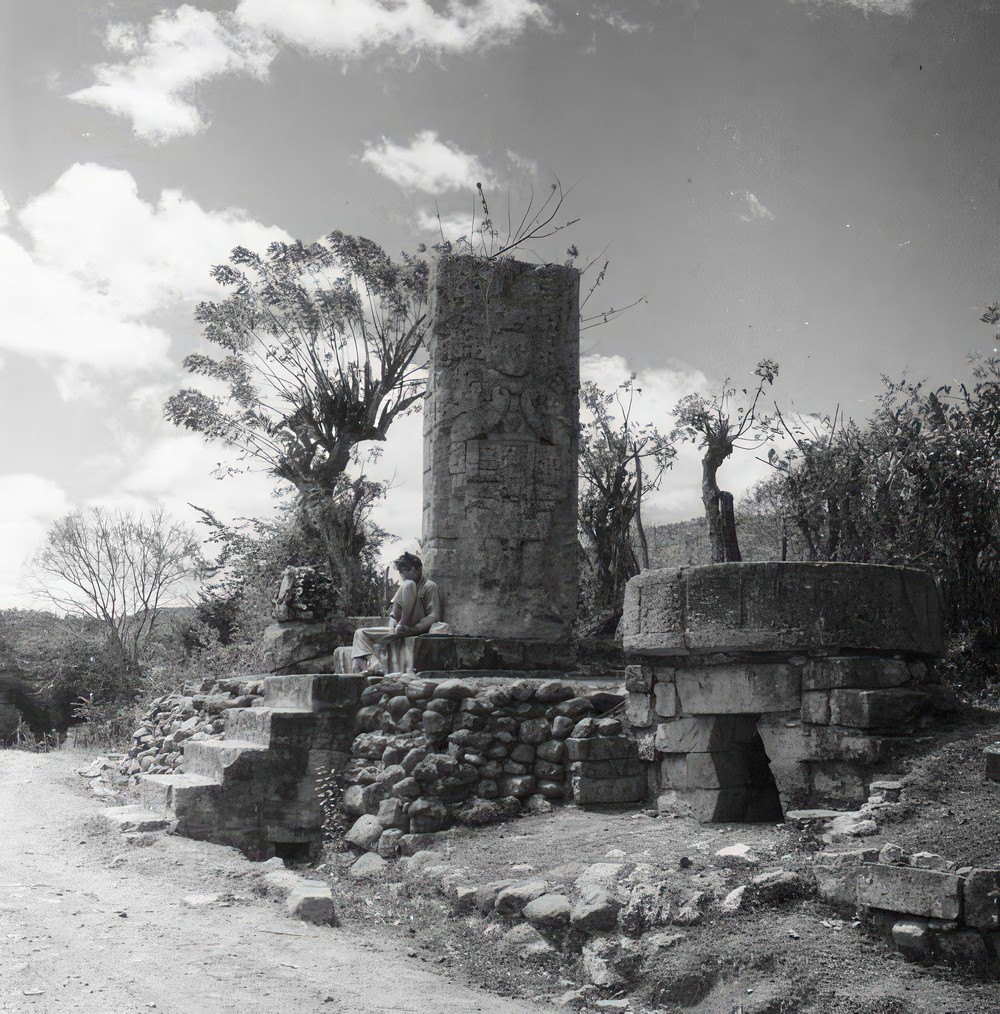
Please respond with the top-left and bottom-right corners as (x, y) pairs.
(734, 189), (775, 223)
(589, 6), (645, 33)
(0, 190), (9, 229)
(415, 207), (476, 244)
(362, 131), (497, 194)
(72, 0), (549, 141)
(118, 431), (281, 523)
(0, 163), (288, 387)
(69, 6), (277, 143)
(0, 475), (73, 608)
(788, 0), (913, 14)
(237, 0), (549, 58)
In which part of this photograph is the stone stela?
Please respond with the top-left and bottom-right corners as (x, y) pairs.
(422, 254), (580, 643)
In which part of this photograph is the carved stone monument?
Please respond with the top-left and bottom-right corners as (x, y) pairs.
(422, 255), (580, 644)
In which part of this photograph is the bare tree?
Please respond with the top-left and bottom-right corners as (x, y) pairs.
(579, 377), (674, 627)
(672, 360), (778, 563)
(32, 505), (202, 667)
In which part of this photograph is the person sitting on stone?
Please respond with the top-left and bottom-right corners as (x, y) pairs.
(351, 552), (445, 675)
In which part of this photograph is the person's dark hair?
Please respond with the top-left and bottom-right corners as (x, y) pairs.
(393, 552), (422, 573)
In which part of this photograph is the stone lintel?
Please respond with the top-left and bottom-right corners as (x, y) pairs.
(674, 663), (801, 714)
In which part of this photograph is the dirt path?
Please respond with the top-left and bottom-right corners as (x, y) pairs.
(0, 748), (546, 1014)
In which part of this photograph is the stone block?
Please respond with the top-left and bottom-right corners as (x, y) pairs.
(963, 869), (1000, 930)
(571, 757), (644, 780)
(804, 657), (911, 690)
(523, 893), (571, 928)
(571, 774), (646, 806)
(757, 719), (886, 764)
(684, 751), (753, 790)
(827, 689), (929, 730)
(495, 880), (549, 915)
(984, 744), (1000, 782)
(625, 693), (653, 728)
(624, 665), (653, 693)
(654, 715), (759, 754)
(808, 760), (870, 804)
(891, 918), (931, 959)
(653, 683), (678, 718)
(814, 860), (864, 907)
(345, 814), (384, 850)
(857, 864), (963, 919)
(566, 736), (634, 762)
(801, 691), (830, 725)
(675, 663), (800, 715)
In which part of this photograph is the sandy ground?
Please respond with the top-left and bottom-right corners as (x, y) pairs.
(0, 748), (546, 1014)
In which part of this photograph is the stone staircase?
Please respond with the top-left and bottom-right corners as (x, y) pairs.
(139, 672), (366, 860)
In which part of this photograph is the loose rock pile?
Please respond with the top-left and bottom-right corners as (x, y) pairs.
(340, 674), (629, 856)
(118, 677), (265, 779)
(373, 846), (810, 994)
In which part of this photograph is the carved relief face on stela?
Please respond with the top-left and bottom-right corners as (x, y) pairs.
(490, 331), (533, 379)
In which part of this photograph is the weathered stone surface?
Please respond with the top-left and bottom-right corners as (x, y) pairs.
(985, 743), (1000, 782)
(262, 620), (347, 674)
(407, 797), (449, 834)
(674, 663), (800, 715)
(801, 691), (830, 725)
(963, 868), (1000, 930)
(935, 929), (991, 963)
(625, 693), (652, 728)
(624, 665), (653, 693)
(581, 937), (643, 988)
(804, 657), (911, 690)
(654, 715), (758, 754)
(523, 893), (571, 928)
(264, 870), (336, 925)
(891, 917), (931, 959)
(652, 682), (678, 718)
(621, 563), (943, 656)
(571, 864), (624, 931)
(571, 775), (646, 806)
(422, 255), (580, 640)
(495, 879), (549, 914)
(431, 678), (477, 700)
(350, 852), (389, 879)
(827, 689), (929, 729)
(857, 864), (963, 919)
(345, 814), (384, 850)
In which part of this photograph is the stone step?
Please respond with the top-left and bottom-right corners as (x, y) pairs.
(140, 772), (220, 813)
(265, 674), (318, 709)
(224, 706), (314, 746)
(100, 804), (174, 834)
(264, 673), (367, 711)
(182, 739), (270, 781)
(138, 772), (225, 841)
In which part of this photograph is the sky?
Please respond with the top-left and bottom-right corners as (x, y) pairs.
(1, 0), (999, 608)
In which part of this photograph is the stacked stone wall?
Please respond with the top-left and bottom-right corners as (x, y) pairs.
(340, 675), (637, 856)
